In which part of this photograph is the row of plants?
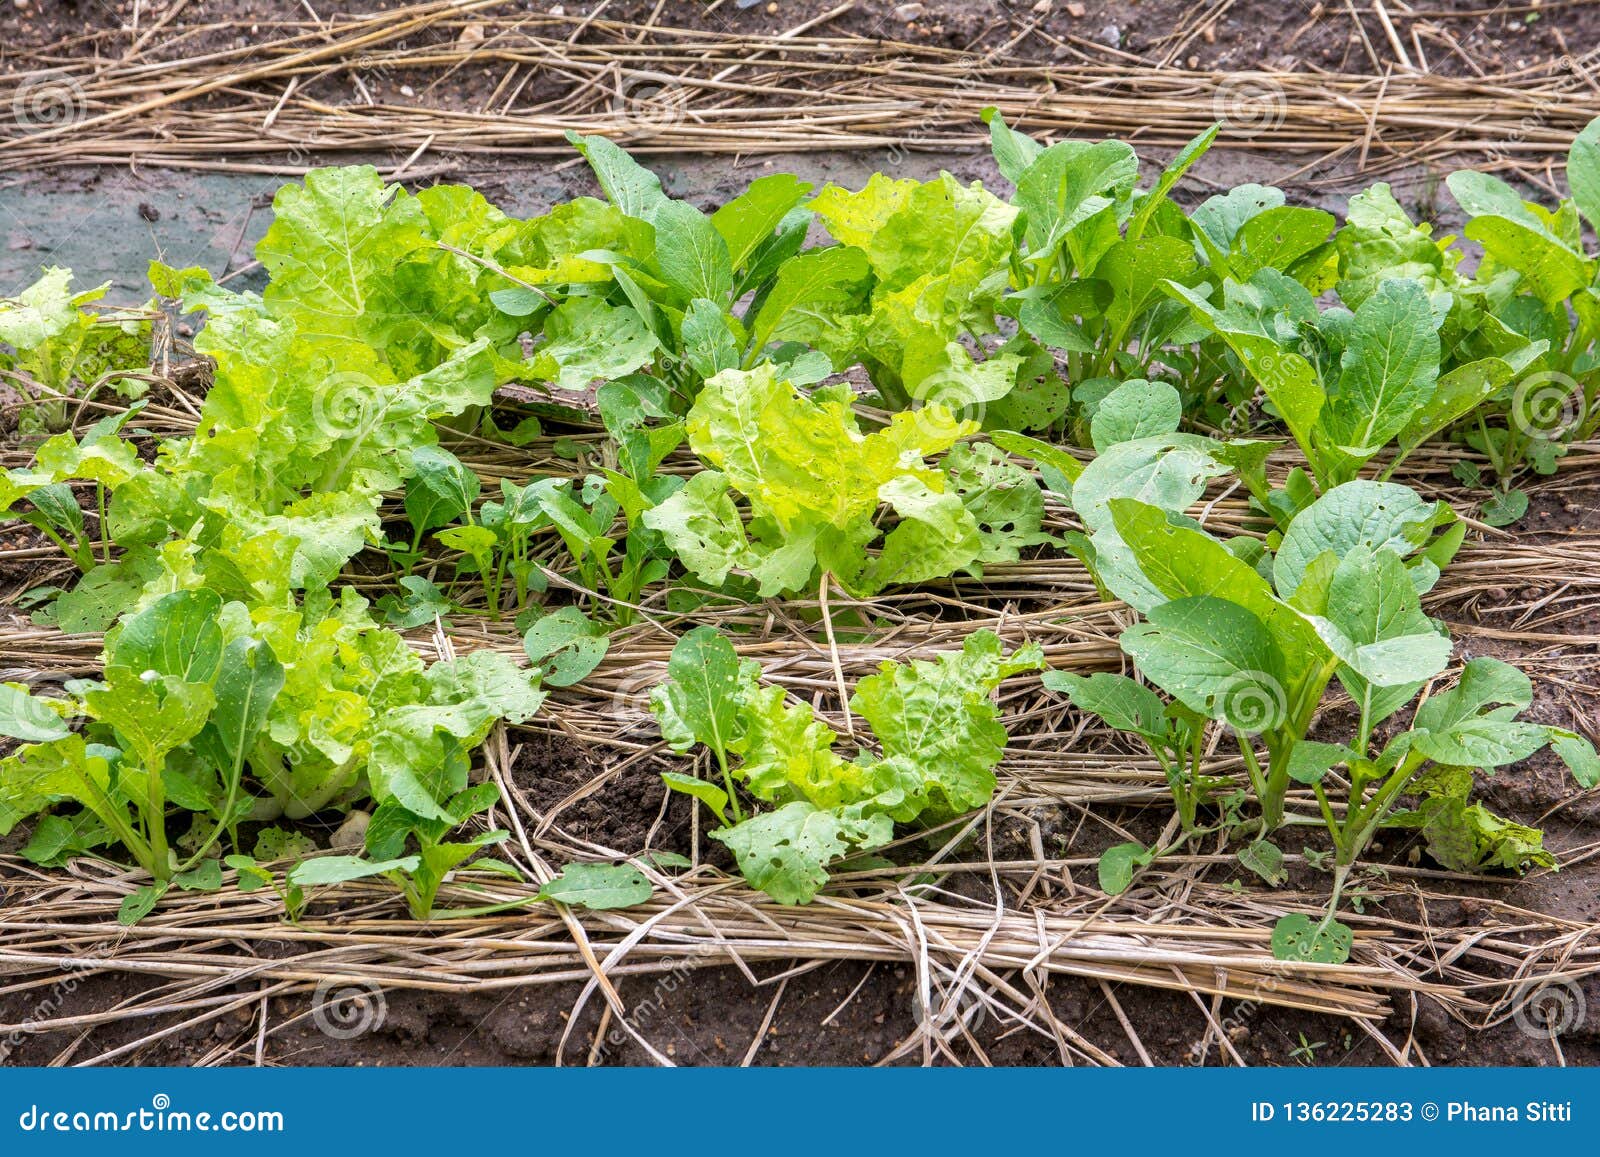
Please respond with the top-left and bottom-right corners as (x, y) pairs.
(2, 116), (1598, 959)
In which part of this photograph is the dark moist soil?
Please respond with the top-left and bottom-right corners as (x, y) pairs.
(5, 0), (1600, 1069)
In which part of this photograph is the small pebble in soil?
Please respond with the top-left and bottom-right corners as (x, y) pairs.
(893, 2), (924, 20)
(1098, 23), (1122, 47)
(332, 809), (370, 852)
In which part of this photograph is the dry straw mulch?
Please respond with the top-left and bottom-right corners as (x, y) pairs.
(0, 0), (1597, 187)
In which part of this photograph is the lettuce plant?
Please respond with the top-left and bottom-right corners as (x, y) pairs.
(0, 588), (543, 922)
(643, 364), (1052, 598)
(649, 627), (1043, 903)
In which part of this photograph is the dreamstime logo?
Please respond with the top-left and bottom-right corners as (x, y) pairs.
(1510, 371), (1586, 443)
(912, 986), (988, 1042)
(1242, 342), (1314, 397)
(1211, 75), (1287, 138)
(604, 667), (664, 730)
(284, 129), (329, 173)
(1511, 977), (1586, 1040)
(0, 948), (106, 1063)
(311, 977), (387, 1040)
(908, 368), (993, 429)
(309, 370), (382, 440)
(611, 77), (691, 134)
(1184, 977), (1280, 1064)
(1218, 670), (1287, 736)
(12, 73), (87, 130)
(590, 941), (719, 1062)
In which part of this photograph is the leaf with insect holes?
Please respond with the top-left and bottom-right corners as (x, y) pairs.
(1068, 437), (1235, 611)
(1109, 499), (1324, 668)
(712, 801), (883, 906)
(1014, 138), (1138, 259)
(119, 885), (166, 926)
(1272, 913), (1353, 964)
(1481, 489), (1529, 527)
(522, 606), (609, 688)
(536, 862), (654, 910)
(1449, 170), (1593, 306)
(193, 637), (285, 779)
(849, 630), (1045, 821)
(86, 671), (214, 772)
(1089, 380), (1182, 450)
(1320, 279), (1440, 457)
(1316, 546), (1452, 725)
(649, 627), (758, 763)
(1569, 117), (1600, 234)
(1336, 183), (1462, 311)
(530, 297), (660, 391)
(745, 246), (871, 361)
(1119, 596), (1287, 728)
(288, 854), (422, 888)
(1273, 481), (1455, 601)
(1238, 839), (1286, 886)
(404, 445), (481, 539)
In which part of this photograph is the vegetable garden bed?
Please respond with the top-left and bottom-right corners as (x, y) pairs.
(3, 3), (1600, 1069)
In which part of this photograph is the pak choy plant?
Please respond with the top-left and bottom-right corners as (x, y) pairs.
(1042, 478), (1599, 961)
(396, 442), (674, 632)
(1329, 117), (1600, 523)
(976, 113), (1345, 438)
(546, 131), (850, 409)
(0, 267), (153, 439)
(1167, 270), (1534, 529)
(982, 112), (1213, 434)
(648, 626), (1043, 904)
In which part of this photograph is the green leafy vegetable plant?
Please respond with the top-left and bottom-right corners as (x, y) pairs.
(643, 364), (1052, 597)
(648, 626), (1043, 903)
(0, 267), (152, 438)
(1044, 479), (1598, 960)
